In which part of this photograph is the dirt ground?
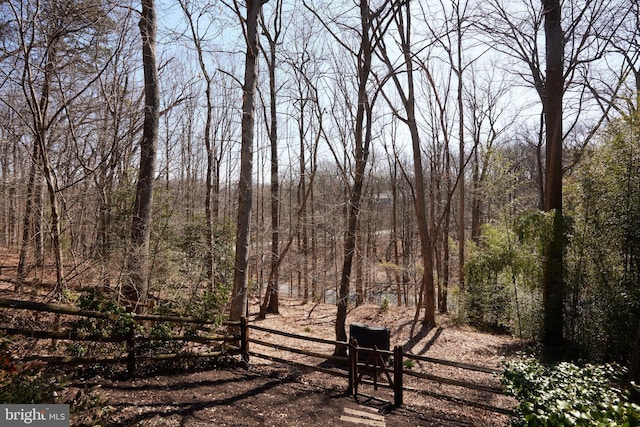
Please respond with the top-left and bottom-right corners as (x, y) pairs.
(93, 364), (497, 426)
(0, 245), (521, 426)
(89, 298), (521, 427)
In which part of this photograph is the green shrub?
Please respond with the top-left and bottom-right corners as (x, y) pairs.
(65, 289), (134, 359)
(184, 286), (230, 325)
(2, 336), (113, 424)
(565, 110), (640, 362)
(0, 359), (64, 404)
(502, 357), (640, 426)
(463, 217), (546, 337)
(403, 359), (415, 369)
(380, 297), (390, 312)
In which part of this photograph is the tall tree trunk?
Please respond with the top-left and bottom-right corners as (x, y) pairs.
(441, 187), (450, 313)
(542, 0), (565, 351)
(230, 0), (266, 322)
(34, 181), (44, 269)
(38, 127), (65, 297)
(379, 1), (436, 325)
(355, 239), (364, 306)
(36, 41), (63, 293)
(391, 160), (403, 306)
(16, 142), (40, 293)
(411, 136), (436, 326)
(258, 25), (283, 314)
(625, 71), (639, 387)
(179, 0), (218, 291)
(470, 147), (481, 243)
(204, 80), (215, 291)
(310, 184), (318, 301)
(19, 31), (65, 296)
(297, 93), (307, 304)
(263, 4), (282, 313)
(123, 0), (159, 313)
(456, 3), (466, 293)
(335, 0), (376, 355)
(263, 116), (280, 311)
(441, 101), (452, 313)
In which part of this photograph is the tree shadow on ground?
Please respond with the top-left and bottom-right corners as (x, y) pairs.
(96, 365), (513, 426)
(104, 374), (298, 426)
(95, 374), (256, 393)
(477, 339), (530, 359)
(402, 321), (441, 355)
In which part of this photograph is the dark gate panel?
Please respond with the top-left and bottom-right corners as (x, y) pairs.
(349, 322), (390, 351)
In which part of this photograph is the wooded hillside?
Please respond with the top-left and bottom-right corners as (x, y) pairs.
(0, 0), (639, 367)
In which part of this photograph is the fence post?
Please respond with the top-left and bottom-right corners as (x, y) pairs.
(394, 345), (403, 407)
(348, 338), (357, 396)
(240, 317), (249, 366)
(126, 326), (136, 377)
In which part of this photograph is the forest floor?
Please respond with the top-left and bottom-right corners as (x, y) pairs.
(0, 245), (524, 426)
(89, 298), (523, 427)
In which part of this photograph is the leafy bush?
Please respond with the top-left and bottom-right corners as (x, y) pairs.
(65, 289), (135, 359)
(1, 336), (112, 424)
(135, 302), (184, 357)
(502, 357), (640, 426)
(184, 286), (230, 325)
(463, 215), (547, 337)
(175, 216), (235, 286)
(148, 215), (234, 328)
(0, 358), (64, 404)
(70, 288), (132, 336)
(565, 112), (640, 362)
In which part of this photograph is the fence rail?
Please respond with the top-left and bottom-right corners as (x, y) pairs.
(0, 298), (235, 325)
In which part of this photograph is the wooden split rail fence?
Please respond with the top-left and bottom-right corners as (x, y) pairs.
(0, 298), (509, 413)
(0, 298), (245, 375)
(244, 322), (510, 413)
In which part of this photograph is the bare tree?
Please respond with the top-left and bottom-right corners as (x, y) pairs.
(541, 0), (565, 351)
(305, 0), (391, 352)
(178, 0), (221, 291)
(424, 0), (479, 294)
(340, 0), (384, 352)
(482, 0), (630, 201)
(123, 0), (160, 312)
(93, 11), (141, 266)
(374, 0), (436, 325)
(229, 0), (269, 322)
(0, 107), (23, 248)
(4, 0), (114, 296)
(611, 0), (640, 113)
(258, 0), (284, 316)
(465, 66), (512, 241)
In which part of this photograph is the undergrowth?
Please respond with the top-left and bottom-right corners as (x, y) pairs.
(1, 335), (112, 425)
(502, 357), (640, 426)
